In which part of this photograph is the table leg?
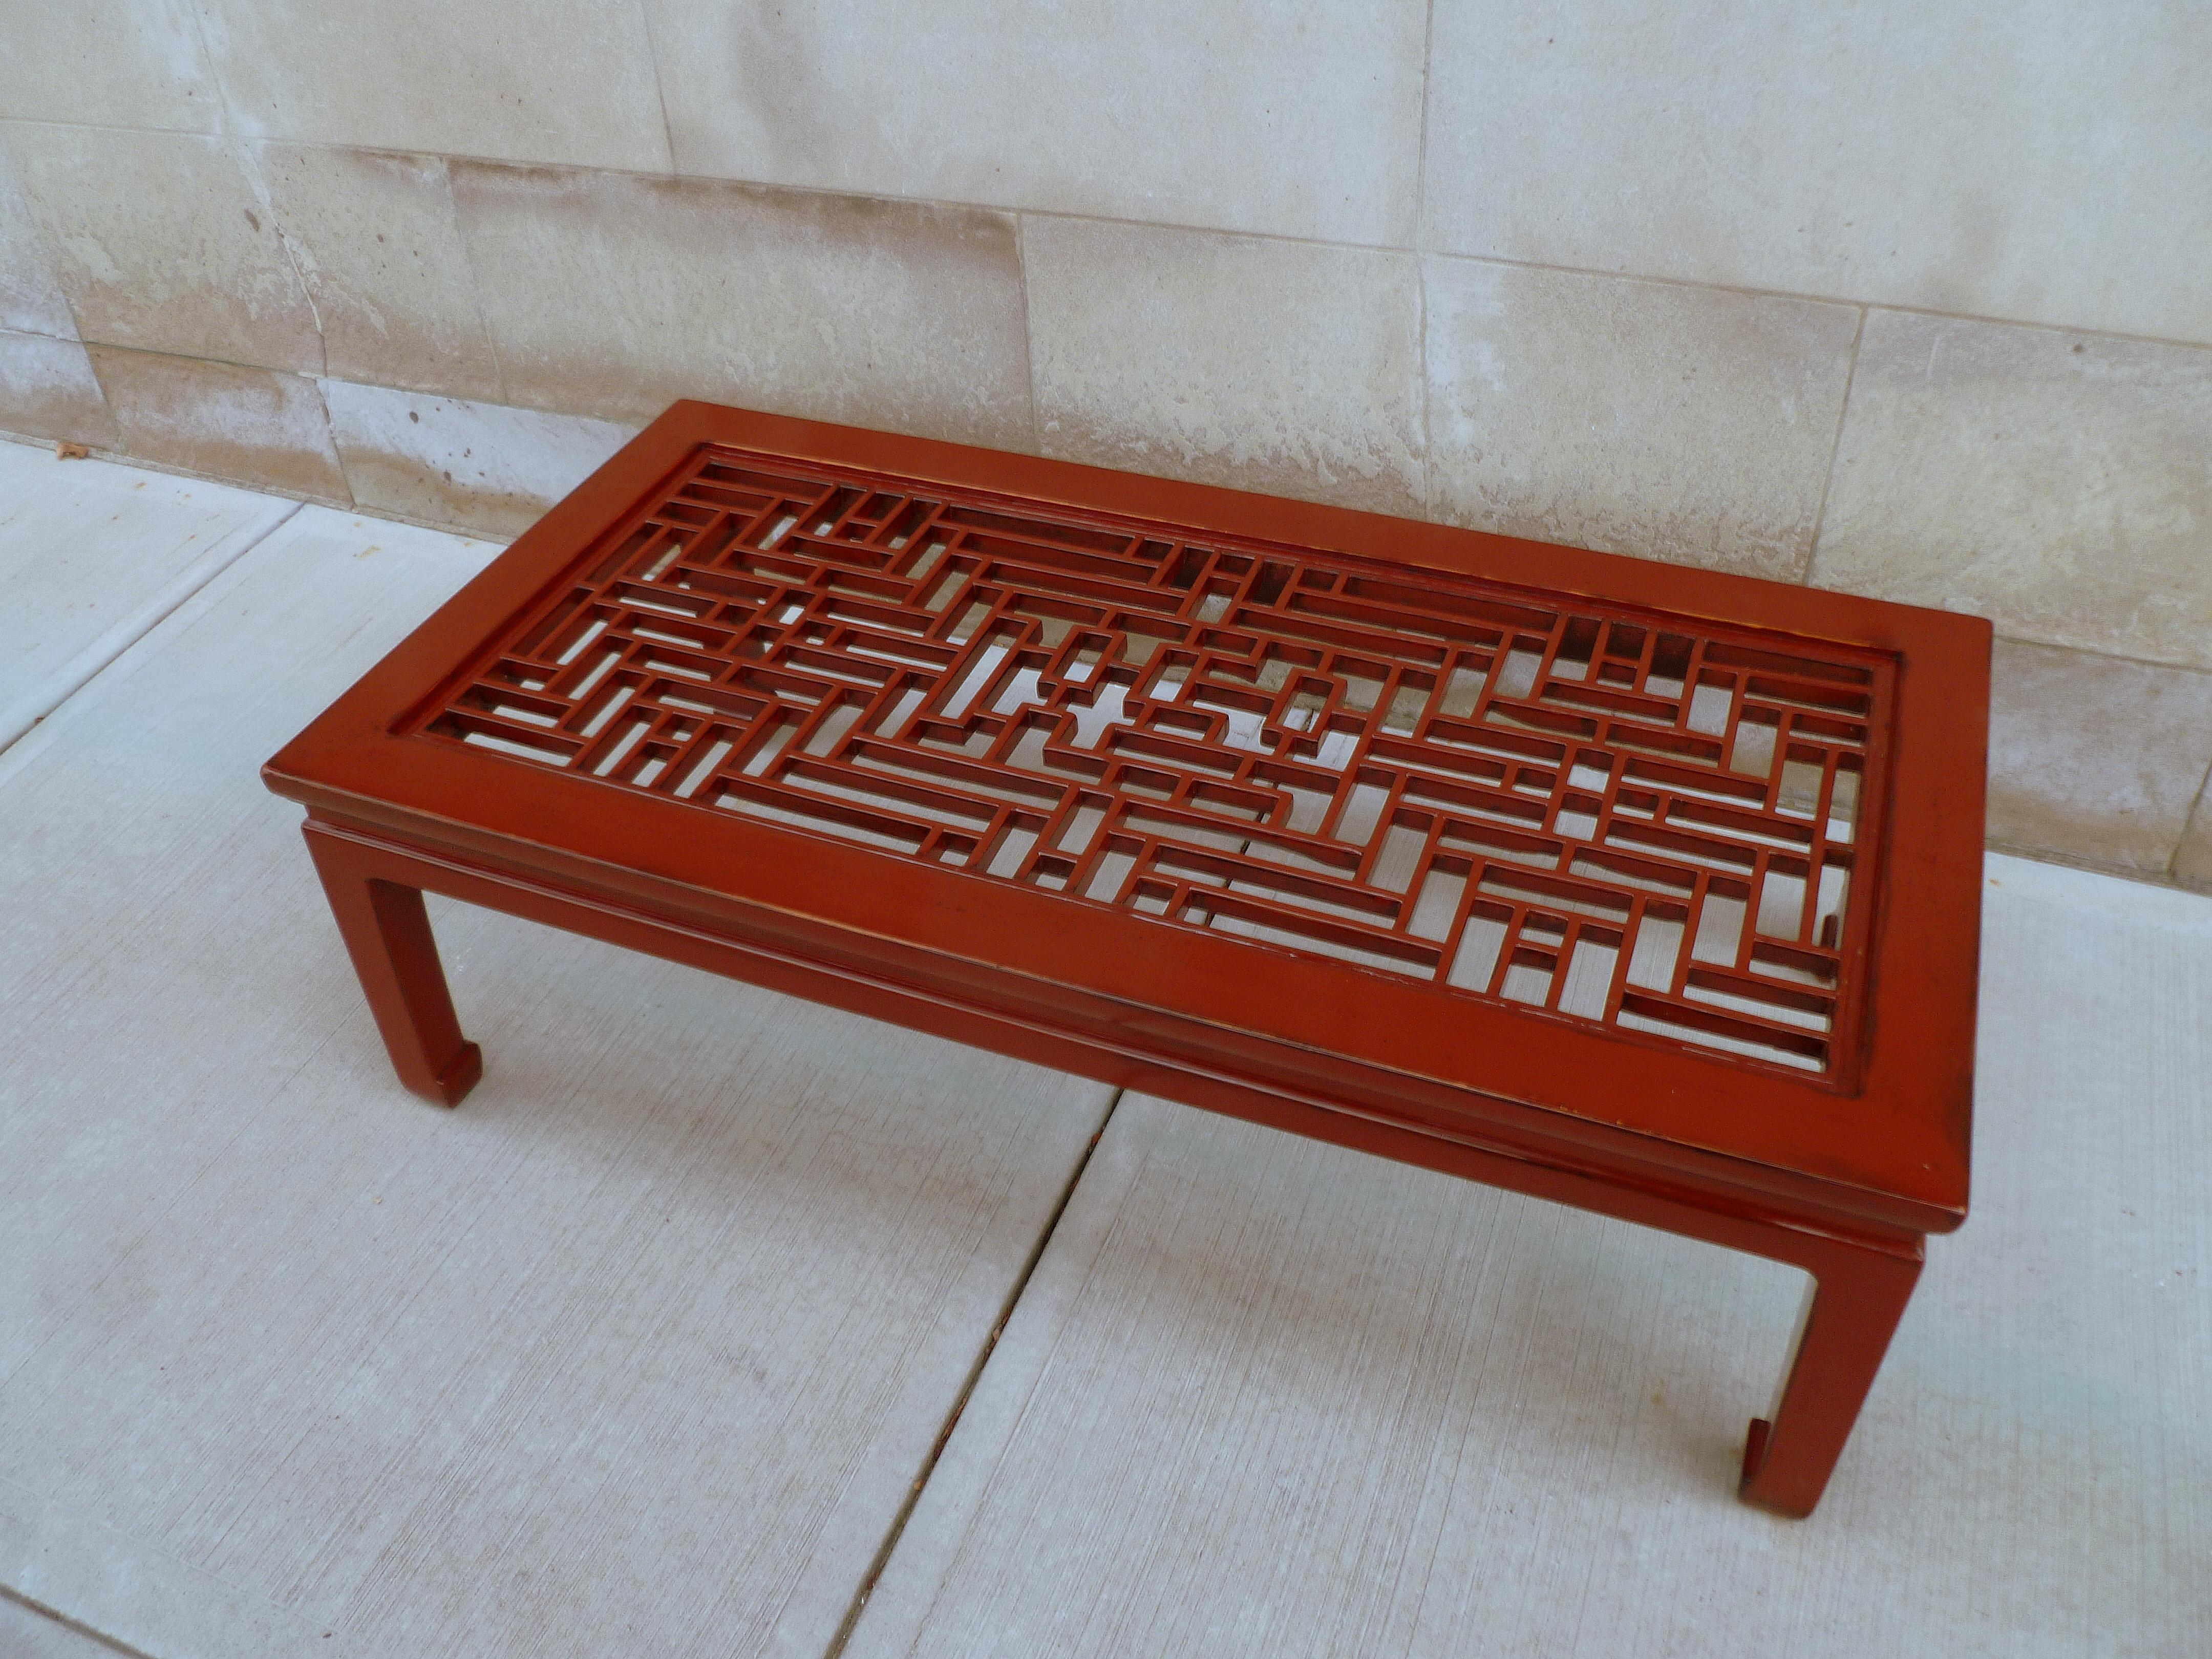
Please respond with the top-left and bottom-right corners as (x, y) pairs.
(304, 823), (482, 1106)
(1739, 1233), (1923, 1517)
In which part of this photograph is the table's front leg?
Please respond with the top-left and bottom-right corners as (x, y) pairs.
(304, 821), (482, 1107)
(1739, 1231), (1923, 1517)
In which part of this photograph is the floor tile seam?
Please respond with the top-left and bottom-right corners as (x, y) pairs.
(0, 498), (303, 761)
(0, 1472), (350, 1659)
(0, 1586), (152, 1659)
(819, 1089), (1122, 1659)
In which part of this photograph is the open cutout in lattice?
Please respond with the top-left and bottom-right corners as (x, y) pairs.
(411, 447), (1891, 1078)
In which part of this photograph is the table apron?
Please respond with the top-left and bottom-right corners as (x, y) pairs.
(302, 812), (1925, 1272)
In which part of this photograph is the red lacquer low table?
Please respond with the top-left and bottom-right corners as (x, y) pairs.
(264, 402), (1987, 1518)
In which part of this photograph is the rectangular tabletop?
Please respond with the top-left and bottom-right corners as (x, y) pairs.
(265, 402), (1989, 1235)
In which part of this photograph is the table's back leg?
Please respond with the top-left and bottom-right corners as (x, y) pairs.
(1739, 1234), (1923, 1517)
(303, 823), (482, 1107)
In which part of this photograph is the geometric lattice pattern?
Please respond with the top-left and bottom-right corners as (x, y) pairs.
(413, 445), (1890, 1077)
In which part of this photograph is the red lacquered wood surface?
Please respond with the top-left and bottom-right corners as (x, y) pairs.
(265, 402), (1990, 1517)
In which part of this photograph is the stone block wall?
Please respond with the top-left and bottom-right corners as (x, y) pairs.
(3, 2), (2207, 883)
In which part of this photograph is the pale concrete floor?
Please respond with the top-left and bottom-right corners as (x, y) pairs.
(2, 440), (2205, 1659)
